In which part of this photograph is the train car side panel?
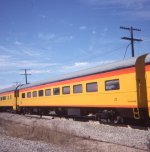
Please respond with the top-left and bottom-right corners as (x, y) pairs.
(146, 64), (150, 117)
(18, 69), (139, 119)
(18, 71), (137, 107)
(0, 91), (14, 111)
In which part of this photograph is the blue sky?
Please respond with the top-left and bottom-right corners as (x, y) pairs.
(0, 0), (150, 89)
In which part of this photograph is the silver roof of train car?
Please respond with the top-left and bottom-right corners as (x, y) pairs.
(145, 54), (150, 62)
(0, 85), (17, 94)
(0, 53), (149, 93)
(18, 56), (138, 90)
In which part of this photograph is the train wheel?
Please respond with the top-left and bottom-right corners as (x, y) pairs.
(113, 116), (124, 124)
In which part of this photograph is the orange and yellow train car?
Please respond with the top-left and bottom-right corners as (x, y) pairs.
(0, 54), (150, 123)
(0, 86), (16, 111)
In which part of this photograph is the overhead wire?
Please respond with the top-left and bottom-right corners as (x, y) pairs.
(54, 35), (150, 65)
(121, 34), (150, 58)
(85, 45), (126, 61)
(60, 44), (127, 65)
(141, 35), (150, 41)
(123, 43), (131, 60)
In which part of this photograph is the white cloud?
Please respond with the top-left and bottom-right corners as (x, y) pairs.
(100, 27), (109, 36)
(143, 36), (150, 42)
(0, 45), (23, 55)
(0, 45), (6, 50)
(127, 10), (150, 20)
(0, 55), (14, 67)
(14, 40), (22, 45)
(0, 55), (57, 70)
(0, 84), (16, 90)
(83, 0), (150, 20)
(69, 23), (74, 26)
(23, 50), (41, 57)
(0, 45), (11, 53)
(92, 30), (97, 34)
(79, 26), (87, 30)
(0, 55), (12, 61)
(38, 33), (56, 41)
(61, 62), (89, 71)
(104, 28), (108, 32)
(85, 0), (148, 8)
(38, 33), (74, 42)
(54, 35), (74, 43)
(60, 60), (114, 72)
(30, 69), (52, 74)
(0, 44), (57, 77)
(39, 14), (46, 19)
(18, 61), (57, 68)
(74, 62), (89, 67)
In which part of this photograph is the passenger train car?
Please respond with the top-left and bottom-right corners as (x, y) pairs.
(0, 54), (150, 123)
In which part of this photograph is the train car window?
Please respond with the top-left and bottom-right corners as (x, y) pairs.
(73, 84), (82, 93)
(7, 96), (9, 100)
(22, 93), (25, 98)
(38, 90), (43, 97)
(45, 89), (51, 96)
(27, 92), (31, 98)
(10, 95), (12, 100)
(3, 96), (6, 100)
(53, 88), (60, 95)
(33, 91), (37, 97)
(86, 82), (98, 92)
(105, 79), (120, 91)
(1, 97), (3, 100)
(62, 86), (70, 94)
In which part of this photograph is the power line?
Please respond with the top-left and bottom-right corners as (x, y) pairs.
(120, 26), (142, 57)
(143, 37), (150, 42)
(20, 69), (31, 84)
(123, 43), (131, 60)
(13, 81), (21, 85)
(60, 44), (127, 64)
(85, 45), (126, 61)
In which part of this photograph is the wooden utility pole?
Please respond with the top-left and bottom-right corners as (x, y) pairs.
(120, 26), (142, 57)
(20, 69), (31, 84)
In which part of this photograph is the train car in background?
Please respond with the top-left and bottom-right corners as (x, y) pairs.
(0, 86), (17, 111)
(0, 54), (150, 124)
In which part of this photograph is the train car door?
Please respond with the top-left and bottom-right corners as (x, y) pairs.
(13, 90), (19, 111)
(135, 54), (149, 121)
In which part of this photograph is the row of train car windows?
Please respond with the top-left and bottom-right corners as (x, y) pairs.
(0, 95), (12, 101)
(21, 79), (120, 98)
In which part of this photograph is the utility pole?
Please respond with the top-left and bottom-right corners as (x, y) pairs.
(120, 26), (142, 57)
(20, 69), (31, 84)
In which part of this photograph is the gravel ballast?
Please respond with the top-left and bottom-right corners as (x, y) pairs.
(0, 134), (72, 152)
(0, 112), (149, 152)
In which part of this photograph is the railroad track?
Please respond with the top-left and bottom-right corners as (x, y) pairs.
(24, 113), (149, 130)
